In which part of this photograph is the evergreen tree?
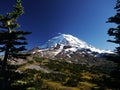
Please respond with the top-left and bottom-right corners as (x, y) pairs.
(0, 0), (31, 89)
(107, 0), (120, 89)
(107, 0), (120, 64)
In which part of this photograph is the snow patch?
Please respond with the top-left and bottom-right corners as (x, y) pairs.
(40, 34), (113, 54)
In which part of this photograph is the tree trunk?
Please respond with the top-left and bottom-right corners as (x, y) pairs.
(1, 49), (9, 90)
(0, 27), (11, 90)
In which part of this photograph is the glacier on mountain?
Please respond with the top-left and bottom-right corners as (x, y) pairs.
(40, 34), (113, 54)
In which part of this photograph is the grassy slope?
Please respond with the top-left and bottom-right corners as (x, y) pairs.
(4, 55), (117, 90)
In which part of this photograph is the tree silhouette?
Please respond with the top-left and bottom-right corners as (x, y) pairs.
(107, 0), (120, 64)
(107, 0), (120, 88)
(0, 0), (31, 89)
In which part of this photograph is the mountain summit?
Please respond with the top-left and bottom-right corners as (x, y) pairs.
(30, 34), (113, 63)
(30, 34), (113, 62)
(40, 34), (112, 54)
(40, 34), (89, 49)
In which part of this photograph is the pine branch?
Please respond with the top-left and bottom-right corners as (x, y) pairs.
(12, 41), (28, 45)
(0, 25), (8, 29)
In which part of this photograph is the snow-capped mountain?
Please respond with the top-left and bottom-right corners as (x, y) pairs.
(40, 34), (112, 53)
(40, 34), (89, 49)
(30, 34), (113, 60)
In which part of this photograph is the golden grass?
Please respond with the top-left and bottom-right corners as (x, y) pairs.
(43, 79), (80, 90)
(81, 71), (102, 80)
(79, 81), (97, 87)
(78, 81), (98, 90)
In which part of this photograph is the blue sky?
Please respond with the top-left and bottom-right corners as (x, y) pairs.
(0, 0), (117, 50)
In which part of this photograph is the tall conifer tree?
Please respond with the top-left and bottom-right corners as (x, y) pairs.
(0, 0), (31, 89)
(107, 1), (120, 87)
(107, 0), (120, 64)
